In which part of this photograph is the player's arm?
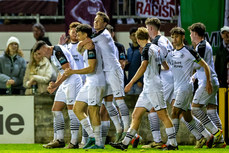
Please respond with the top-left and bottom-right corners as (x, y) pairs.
(65, 59), (96, 75)
(198, 59), (212, 94)
(48, 62), (70, 92)
(48, 50), (70, 91)
(125, 60), (148, 93)
(162, 61), (169, 70)
(64, 49), (97, 76)
(190, 47), (212, 94)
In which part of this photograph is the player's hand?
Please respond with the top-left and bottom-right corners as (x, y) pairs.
(58, 33), (69, 45)
(84, 41), (95, 50)
(48, 81), (56, 89)
(124, 82), (133, 93)
(206, 80), (212, 94)
(64, 68), (73, 77)
(6, 79), (15, 86)
(47, 86), (56, 94)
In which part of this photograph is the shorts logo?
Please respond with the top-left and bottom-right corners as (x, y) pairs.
(116, 92), (120, 95)
(176, 102), (181, 105)
(69, 100), (73, 103)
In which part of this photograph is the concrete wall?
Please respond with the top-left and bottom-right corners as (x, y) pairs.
(34, 94), (195, 145)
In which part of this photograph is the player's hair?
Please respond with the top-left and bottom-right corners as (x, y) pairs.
(129, 27), (138, 35)
(106, 24), (114, 33)
(135, 27), (149, 40)
(76, 24), (93, 38)
(170, 27), (185, 35)
(145, 18), (161, 30)
(188, 22), (206, 37)
(69, 22), (81, 29)
(32, 40), (47, 52)
(32, 23), (45, 36)
(96, 11), (110, 23)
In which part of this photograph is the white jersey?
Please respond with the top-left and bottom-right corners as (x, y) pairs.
(83, 48), (105, 86)
(141, 43), (163, 93)
(167, 46), (202, 92)
(195, 40), (219, 85)
(152, 35), (173, 61)
(92, 29), (121, 71)
(50, 45), (81, 84)
(63, 42), (86, 83)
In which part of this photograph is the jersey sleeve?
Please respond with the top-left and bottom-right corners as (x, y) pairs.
(55, 50), (69, 65)
(186, 46), (202, 63)
(87, 49), (96, 59)
(141, 43), (151, 61)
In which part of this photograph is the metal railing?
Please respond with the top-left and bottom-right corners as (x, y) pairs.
(0, 0), (178, 24)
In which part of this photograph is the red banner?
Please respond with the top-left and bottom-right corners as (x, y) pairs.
(0, 0), (58, 15)
(65, 0), (111, 32)
(136, 0), (179, 20)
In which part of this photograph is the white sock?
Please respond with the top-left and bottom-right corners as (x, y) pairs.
(105, 101), (122, 133)
(122, 128), (136, 145)
(68, 110), (80, 145)
(165, 127), (177, 146)
(116, 99), (130, 132)
(93, 125), (102, 146)
(53, 114), (57, 141)
(148, 112), (161, 142)
(53, 111), (65, 142)
(172, 118), (179, 134)
(80, 117), (94, 138)
(180, 117), (202, 140)
(192, 107), (218, 134)
(81, 128), (88, 144)
(101, 121), (110, 146)
(207, 109), (224, 142)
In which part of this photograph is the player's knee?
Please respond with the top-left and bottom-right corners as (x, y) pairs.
(171, 107), (181, 118)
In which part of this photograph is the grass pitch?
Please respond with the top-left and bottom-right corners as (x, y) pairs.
(0, 144), (228, 153)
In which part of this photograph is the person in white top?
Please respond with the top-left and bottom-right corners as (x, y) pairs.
(167, 27), (215, 148)
(143, 17), (175, 148)
(110, 27), (178, 151)
(32, 41), (82, 149)
(189, 23), (225, 148)
(64, 24), (106, 149)
(59, 22), (86, 84)
(80, 12), (129, 143)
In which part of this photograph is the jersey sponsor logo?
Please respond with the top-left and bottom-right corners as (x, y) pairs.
(59, 57), (67, 64)
(88, 51), (95, 58)
(173, 61), (183, 68)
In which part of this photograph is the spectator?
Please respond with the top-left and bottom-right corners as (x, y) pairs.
(0, 36), (26, 94)
(125, 27), (143, 94)
(32, 23), (52, 47)
(215, 26), (229, 88)
(23, 50), (56, 95)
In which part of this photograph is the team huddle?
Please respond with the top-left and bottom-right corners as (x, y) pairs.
(31, 11), (225, 150)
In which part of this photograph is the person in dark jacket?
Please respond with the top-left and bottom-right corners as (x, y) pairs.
(32, 23), (52, 46)
(125, 27), (143, 94)
(215, 26), (229, 88)
(0, 36), (27, 94)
